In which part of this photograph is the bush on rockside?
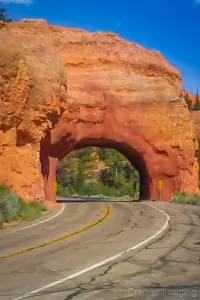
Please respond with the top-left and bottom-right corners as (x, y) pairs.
(0, 185), (47, 228)
(110, 195), (140, 202)
(172, 192), (200, 205)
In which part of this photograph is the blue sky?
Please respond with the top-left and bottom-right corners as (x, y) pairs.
(2, 0), (200, 93)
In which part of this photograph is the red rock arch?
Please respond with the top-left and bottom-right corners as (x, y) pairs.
(40, 99), (187, 204)
(41, 139), (150, 203)
(0, 21), (199, 203)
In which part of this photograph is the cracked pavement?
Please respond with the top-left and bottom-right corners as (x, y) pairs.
(0, 201), (200, 300)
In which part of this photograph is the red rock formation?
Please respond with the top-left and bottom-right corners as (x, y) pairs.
(0, 20), (199, 203)
(182, 91), (200, 137)
(191, 111), (200, 137)
(185, 92), (200, 137)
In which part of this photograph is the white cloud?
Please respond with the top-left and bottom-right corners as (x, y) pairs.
(1, 0), (32, 4)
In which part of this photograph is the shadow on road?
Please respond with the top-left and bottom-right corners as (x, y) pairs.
(56, 196), (141, 203)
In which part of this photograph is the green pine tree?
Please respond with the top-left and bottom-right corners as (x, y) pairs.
(57, 146), (140, 198)
(74, 163), (85, 193)
(67, 184), (75, 195)
(0, 5), (12, 27)
(193, 89), (200, 111)
(196, 89), (199, 103)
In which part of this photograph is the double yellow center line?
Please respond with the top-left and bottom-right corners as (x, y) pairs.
(0, 203), (110, 261)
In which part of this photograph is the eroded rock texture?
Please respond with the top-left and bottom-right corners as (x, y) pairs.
(192, 111), (200, 136)
(0, 20), (199, 203)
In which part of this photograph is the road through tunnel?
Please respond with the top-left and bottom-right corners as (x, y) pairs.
(55, 142), (149, 201)
(73, 139), (150, 201)
(40, 118), (175, 205)
(39, 89), (199, 206)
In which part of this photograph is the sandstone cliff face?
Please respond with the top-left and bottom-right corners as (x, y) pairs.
(191, 111), (200, 137)
(182, 91), (200, 137)
(0, 21), (67, 201)
(0, 20), (199, 202)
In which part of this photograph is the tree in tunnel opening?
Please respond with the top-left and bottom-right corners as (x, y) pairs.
(56, 147), (140, 199)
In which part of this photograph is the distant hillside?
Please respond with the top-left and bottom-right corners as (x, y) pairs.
(57, 147), (140, 197)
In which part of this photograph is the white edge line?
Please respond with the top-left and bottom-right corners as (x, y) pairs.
(0, 204), (65, 236)
(11, 202), (170, 300)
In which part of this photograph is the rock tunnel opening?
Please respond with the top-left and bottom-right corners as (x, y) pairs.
(56, 138), (150, 201)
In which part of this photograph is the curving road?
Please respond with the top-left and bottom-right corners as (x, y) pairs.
(0, 200), (200, 300)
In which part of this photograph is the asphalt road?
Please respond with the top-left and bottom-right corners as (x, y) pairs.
(0, 200), (200, 300)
